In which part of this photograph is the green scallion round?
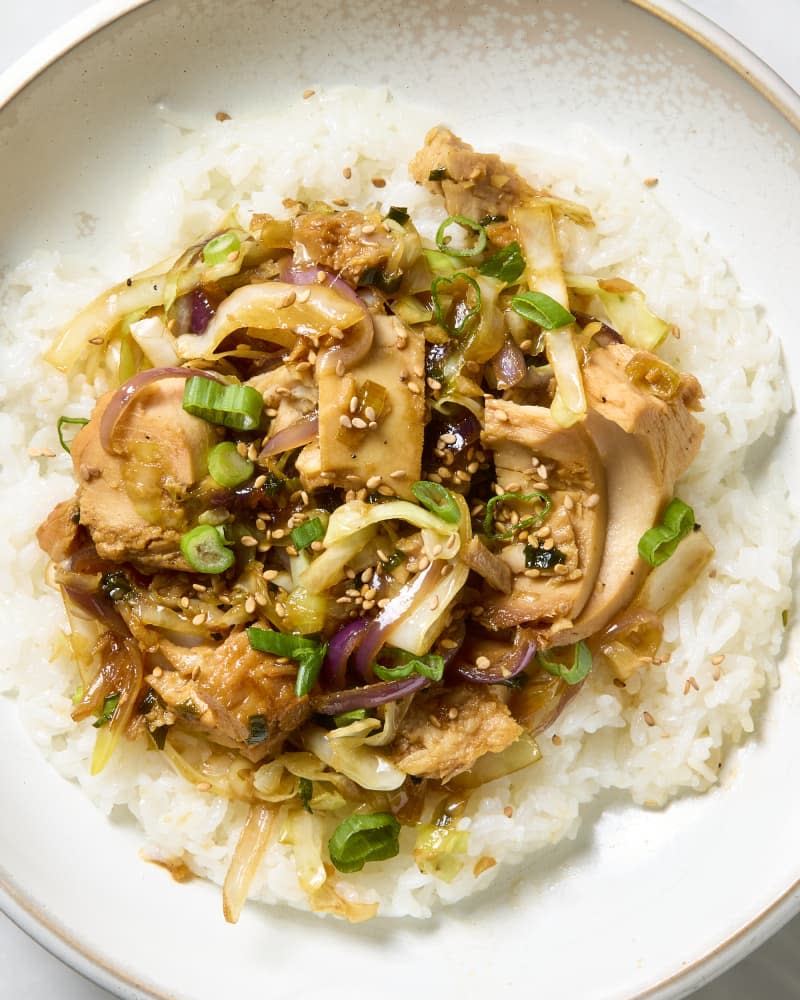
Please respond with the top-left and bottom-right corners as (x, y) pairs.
(435, 214), (487, 258)
(180, 524), (235, 574)
(202, 230), (241, 266)
(328, 813), (401, 873)
(411, 480), (461, 524)
(183, 377), (263, 431)
(207, 441), (254, 488)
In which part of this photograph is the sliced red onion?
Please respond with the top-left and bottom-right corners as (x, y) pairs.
(322, 618), (371, 688)
(99, 367), (222, 454)
(312, 673), (429, 715)
(191, 288), (217, 334)
(452, 630), (537, 684)
(353, 561), (443, 681)
(281, 257), (375, 375)
(258, 412), (319, 459)
(489, 337), (527, 389)
(281, 261), (358, 303)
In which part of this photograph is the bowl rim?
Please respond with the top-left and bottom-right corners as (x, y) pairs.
(1, 1), (799, 998)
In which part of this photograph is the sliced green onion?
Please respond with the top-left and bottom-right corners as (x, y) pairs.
(207, 441), (254, 487)
(511, 290), (575, 330)
(247, 628), (328, 698)
(380, 550), (406, 572)
(411, 480), (461, 524)
(374, 650), (445, 683)
(93, 692), (120, 729)
(183, 377), (263, 431)
(202, 230), (241, 266)
(246, 714), (269, 746)
(428, 167), (450, 182)
(290, 517), (325, 551)
(483, 491), (552, 541)
(524, 543), (566, 571)
(435, 214), (487, 258)
(638, 498), (695, 567)
(298, 777), (313, 813)
(385, 206), (410, 225)
(431, 273), (482, 337)
(56, 415), (89, 454)
(536, 641), (592, 685)
(478, 241), (526, 284)
(328, 812), (401, 873)
(180, 524), (235, 574)
(334, 709), (368, 727)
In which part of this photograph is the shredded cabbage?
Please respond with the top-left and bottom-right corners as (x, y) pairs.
(565, 274), (671, 350)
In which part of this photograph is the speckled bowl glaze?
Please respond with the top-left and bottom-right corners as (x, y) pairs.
(1, 2), (799, 998)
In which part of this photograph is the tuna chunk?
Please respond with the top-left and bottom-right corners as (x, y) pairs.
(479, 400), (607, 634)
(292, 210), (394, 285)
(71, 377), (221, 570)
(391, 684), (522, 783)
(148, 630), (310, 762)
(409, 127), (536, 221)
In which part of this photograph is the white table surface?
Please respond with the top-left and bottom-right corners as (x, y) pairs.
(0, 1), (798, 998)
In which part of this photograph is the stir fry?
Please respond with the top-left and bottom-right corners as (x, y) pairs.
(37, 128), (711, 920)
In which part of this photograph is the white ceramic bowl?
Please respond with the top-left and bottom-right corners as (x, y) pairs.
(1, 2), (799, 998)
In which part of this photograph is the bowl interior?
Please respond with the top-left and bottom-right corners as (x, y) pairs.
(1, 2), (799, 998)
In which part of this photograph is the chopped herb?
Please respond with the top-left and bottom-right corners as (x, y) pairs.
(180, 524), (235, 574)
(93, 692), (120, 728)
(246, 714), (269, 746)
(151, 725), (169, 751)
(381, 550), (406, 572)
(202, 230), (241, 266)
(56, 416), (89, 454)
(483, 491), (552, 541)
(99, 570), (133, 602)
(524, 543), (566, 571)
(247, 628), (328, 698)
(428, 167), (450, 182)
(385, 206), (410, 225)
(328, 812), (401, 873)
(260, 471), (286, 496)
(411, 480), (461, 524)
(298, 777), (313, 813)
(435, 214), (487, 258)
(537, 641), (592, 685)
(183, 377), (263, 431)
(478, 241), (526, 284)
(358, 267), (403, 294)
(638, 498), (695, 567)
(290, 517), (325, 551)
(373, 648), (445, 683)
(207, 441), (253, 488)
(431, 272), (482, 337)
(511, 290), (575, 330)
(334, 709), (368, 727)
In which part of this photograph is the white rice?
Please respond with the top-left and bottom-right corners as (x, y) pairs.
(0, 87), (796, 919)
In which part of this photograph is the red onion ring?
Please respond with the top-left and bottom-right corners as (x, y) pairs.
(281, 258), (374, 375)
(258, 412), (319, 459)
(452, 631), (537, 684)
(99, 367), (222, 454)
(322, 618), (371, 688)
(311, 673), (429, 715)
(353, 561), (444, 681)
